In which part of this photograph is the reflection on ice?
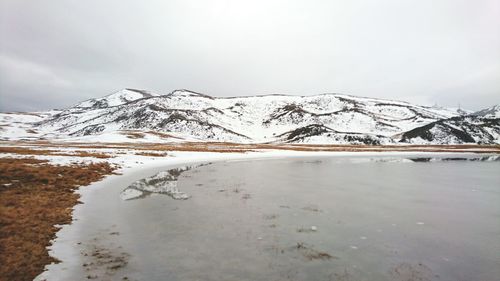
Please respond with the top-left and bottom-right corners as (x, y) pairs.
(120, 163), (210, 200)
(408, 155), (500, 162)
(339, 155), (500, 164)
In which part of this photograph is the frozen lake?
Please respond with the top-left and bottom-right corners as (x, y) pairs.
(39, 155), (500, 281)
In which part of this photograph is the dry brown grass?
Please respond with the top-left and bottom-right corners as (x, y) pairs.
(2, 141), (500, 155)
(123, 131), (145, 139)
(134, 151), (168, 157)
(120, 130), (183, 140)
(0, 146), (112, 158)
(0, 158), (117, 281)
(126, 142), (500, 154)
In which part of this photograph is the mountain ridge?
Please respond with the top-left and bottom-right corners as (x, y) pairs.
(1, 88), (498, 145)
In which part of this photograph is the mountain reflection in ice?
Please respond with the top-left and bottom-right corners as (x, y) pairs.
(345, 155), (500, 164)
(120, 163), (210, 200)
(408, 155), (500, 162)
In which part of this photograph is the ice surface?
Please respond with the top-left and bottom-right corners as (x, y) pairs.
(35, 151), (500, 281)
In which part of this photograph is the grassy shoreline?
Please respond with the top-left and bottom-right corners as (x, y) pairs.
(2, 140), (500, 154)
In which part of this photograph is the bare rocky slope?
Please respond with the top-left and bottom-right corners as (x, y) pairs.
(1, 89), (499, 144)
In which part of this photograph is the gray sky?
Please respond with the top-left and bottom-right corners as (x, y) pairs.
(1, 0), (499, 112)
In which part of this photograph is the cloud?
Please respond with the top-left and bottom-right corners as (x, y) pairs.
(0, 55), (72, 88)
(0, 0), (499, 111)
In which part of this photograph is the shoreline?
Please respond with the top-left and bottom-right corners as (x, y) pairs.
(34, 150), (497, 280)
(2, 141), (500, 154)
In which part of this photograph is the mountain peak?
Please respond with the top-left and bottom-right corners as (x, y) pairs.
(168, 89), (214, 99)
(103, 88), (155, 100)
(76, 89), (156, 109)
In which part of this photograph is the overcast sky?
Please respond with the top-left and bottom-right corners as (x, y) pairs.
(1, 0), (499, 112)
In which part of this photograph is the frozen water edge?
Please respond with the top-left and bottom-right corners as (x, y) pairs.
(34, 150), (498, 281)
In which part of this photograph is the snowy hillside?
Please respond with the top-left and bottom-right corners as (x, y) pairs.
(472, 104), (500, 119)
(73, 88), (157, 109)
(276, 124), (393, 145)
(400, 113), (500, 145)
(1, 89), (498, 144)
(0, 111), (61, 141)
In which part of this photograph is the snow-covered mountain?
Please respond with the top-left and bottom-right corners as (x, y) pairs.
(1, 89), (498, 145)
(401, 106), (500, 144)
(72, 88), (157, 109)
(0, 110), (61, 141)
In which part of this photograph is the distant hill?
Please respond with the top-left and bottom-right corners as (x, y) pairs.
(1, 89), (498, 145)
